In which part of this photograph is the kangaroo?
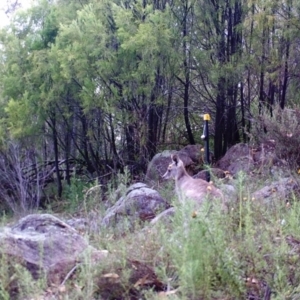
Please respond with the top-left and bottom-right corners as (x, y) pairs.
(162, 154), (226, 209)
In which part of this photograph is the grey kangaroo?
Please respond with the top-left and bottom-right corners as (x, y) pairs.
(162, 154), (226, 210)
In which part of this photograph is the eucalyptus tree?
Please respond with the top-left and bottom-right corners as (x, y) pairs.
(112, 0), (176, 162)
(174, 0), (246, 160)
(208, 0), (245, 159)
(0, 0), (90, 199)
(284, 0), (300, 105)
(245, 0), (298, 111)
(168, 0), (198, 145)
(0, 2), (55, 206)
(54, 0), (177, 174)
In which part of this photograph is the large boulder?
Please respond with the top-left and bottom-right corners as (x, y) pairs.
(101, 183), (170, 230)
(179, 144), (203, 164)
(215, 142), (289, 177)
(215, 143), (254, 175)
(0, 214), (107, 284)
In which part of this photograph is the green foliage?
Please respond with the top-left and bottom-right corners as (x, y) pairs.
(106, 166), (131, 205)
(0, 0), (300, 163)
(165, 201), (244, 298)
(0, 253), (46, 299)
(156, 179), (300, 299)
(62, 176), (93, 212)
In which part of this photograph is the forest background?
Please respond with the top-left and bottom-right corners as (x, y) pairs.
(0, 0), (299, 213)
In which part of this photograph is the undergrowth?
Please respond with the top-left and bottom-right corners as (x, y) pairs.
(1, 172), (300, 299)
(252, 104), (300, 167)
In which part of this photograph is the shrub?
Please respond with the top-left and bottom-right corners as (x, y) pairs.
(252, 104), (300, 166)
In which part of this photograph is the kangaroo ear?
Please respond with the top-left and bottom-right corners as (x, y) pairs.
(171, 154), (179, 165)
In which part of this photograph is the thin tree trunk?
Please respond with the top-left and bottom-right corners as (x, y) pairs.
(281, 42), (290, 109)
(182, 1), (195, 145)
(48, 114), (62, 198)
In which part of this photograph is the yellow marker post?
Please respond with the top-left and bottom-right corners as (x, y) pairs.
(201, 113), (211, 182)
(203, 114), (211, 121)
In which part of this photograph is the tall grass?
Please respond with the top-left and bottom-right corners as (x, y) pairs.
(1, 172), (300, 299)
(159, 172), (300, 299)
(163, 199), (244, 299)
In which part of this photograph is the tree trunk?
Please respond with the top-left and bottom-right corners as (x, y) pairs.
(48, 114), (62, 198)
(182, 3), (195, 145)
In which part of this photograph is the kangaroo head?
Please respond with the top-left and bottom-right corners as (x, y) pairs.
(162, 154), (184, 180)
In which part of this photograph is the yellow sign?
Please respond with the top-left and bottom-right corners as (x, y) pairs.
(203, 114), (210, 121)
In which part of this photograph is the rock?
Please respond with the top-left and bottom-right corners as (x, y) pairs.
(216, 143), (254, 176)
(126, 182), (148, 194)
(216, 142), (290, 178)
(251, 177), (299, 206)
(149, 207), (176, 226)
(193, 168), (226, 180)
(229, 156), (255, 176)
(101, 183), (170, 230)
(0, 214), (107, 284)
(178, 144), (203, 164)
(65, 217), (88, 231)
